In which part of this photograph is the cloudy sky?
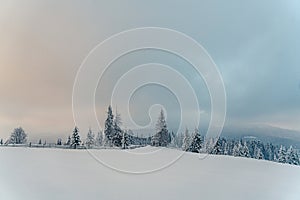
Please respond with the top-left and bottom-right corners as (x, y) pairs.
(0, 0), (300, 141)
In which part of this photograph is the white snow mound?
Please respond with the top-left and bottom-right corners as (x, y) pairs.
(0, 146), (300, 200)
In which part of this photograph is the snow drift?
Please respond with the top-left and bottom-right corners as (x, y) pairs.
(0, 146), (299, 200)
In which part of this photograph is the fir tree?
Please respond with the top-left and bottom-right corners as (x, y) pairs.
(104, 105), (114, 147)
(265, 143), (275, 161)
(287, 146), (299, 165)
(112, 110), (123, 147)
(182, 128), (190, 151)
(240, 141), (250, 158)
(0, 139), (3, 145)
(232, 141), (241, 157)
(278, 145), (287, 163)
(121, 131), (129, 149)
(71, 126), (81, 149)
(188, 128), (202, 153)
(212, 138), (223, 155)
(65, 135), (71, 146)
(151, 109), (170, 147)
(96, 131), (103, 147)
(38, 139), (42, 145)
(56, 138), (62, 145)
(254, 147), (264, 160)
(85, 128), (95, 148)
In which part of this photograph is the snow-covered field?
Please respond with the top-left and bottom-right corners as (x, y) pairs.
(1, 146), (300, 200)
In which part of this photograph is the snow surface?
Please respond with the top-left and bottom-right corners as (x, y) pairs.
(0, 146), (300, 200)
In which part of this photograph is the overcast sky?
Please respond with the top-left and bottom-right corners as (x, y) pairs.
(0, 0), (300, 141)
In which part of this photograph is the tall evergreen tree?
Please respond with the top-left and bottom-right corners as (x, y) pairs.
(71, 126), (81, 149)
(287, 146), (299, 165)
(151, 109), (170, 147)
(278, 145), (287, 163)
(254, 146), (264, 160)
(182, 128), (190, 151)
(240, 141), (250, 158)
(96, 131), (103, 147)
(112, 110), (123, 147)
(85, 128), (95, 148)
(104, 105), (114, 147)
(212, 138), (223, 155)
(232, 141), (242, 157)
(188, 128), (202, 153)
(121, 131), (129, 149)
(265, 143), (275, 161)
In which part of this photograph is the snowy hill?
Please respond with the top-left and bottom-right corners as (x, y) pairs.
(1, 146), (300, 200)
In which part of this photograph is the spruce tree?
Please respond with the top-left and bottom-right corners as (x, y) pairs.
(57, 138), (62, 145)
(112, 110), (123, 147)
(104, 105), (114, 147)
(188, 128), (202, 153)
(121, 131), (129, 149)
(151, 109), (170, 147)
(212, 138), (223, 155)
(71, 126), (81, 149)
(241, 141), (250, 158)
(254, 147), (264, 160)
(65, 135), (71, 146)
(232, 141), (241, 157)
(278, 145), (287, 163)
(96, 131), (103, 147)
(287, 146), (299, 165)
(85, 128), (95, 148)
(182, 128), (190, 151)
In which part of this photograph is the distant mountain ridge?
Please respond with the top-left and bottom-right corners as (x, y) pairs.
(221, 124), (300, 148)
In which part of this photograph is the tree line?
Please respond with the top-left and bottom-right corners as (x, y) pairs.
(1, 105), (299, 166)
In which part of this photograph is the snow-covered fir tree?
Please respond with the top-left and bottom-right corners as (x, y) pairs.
(65, 135), (71, 146)
(254, 147), (264, 160)
(151, 109), (170, 147)
(95, 131), (103, 147)
(169, 131), (176, 147)
(232, 141), (241, 157)
(112, 110), (123, 147)
(85, 128), (95, 148)
(278, 145), (287, 163)
(287, 146), (299, 165)
(104, 105), (114, 147)
(71, 126), (81, 149)
(176, 133), (184, 148)
(182, 128), (190, 151)
(188, 128), (202, 153)
(212, 138), (223, 155)
(121, 130), (129, 149)
(265, 143), (275, 161)
(56, 138), (62, 145)
(9, 127), (27, 144)
(240, 141), (250, 158)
